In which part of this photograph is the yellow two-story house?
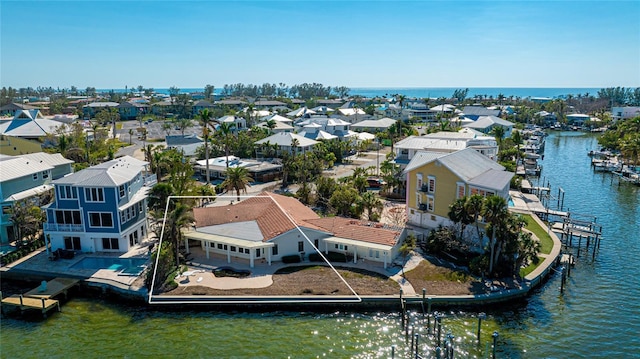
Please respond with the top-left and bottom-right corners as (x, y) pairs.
(404, 148), (514, 232)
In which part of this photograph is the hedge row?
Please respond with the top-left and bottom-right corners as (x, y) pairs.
(0, 238), (46, 266)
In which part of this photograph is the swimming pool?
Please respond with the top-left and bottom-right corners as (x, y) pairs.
(71, 257), (147, 276)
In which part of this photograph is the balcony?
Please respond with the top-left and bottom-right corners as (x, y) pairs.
(420, 184), (429, 192)
(418, 203), (428, 212)
(143, 174), (157, 187)
(43, 223), (84, 232)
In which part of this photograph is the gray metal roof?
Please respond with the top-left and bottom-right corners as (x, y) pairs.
(467, 169), (514, 191)
(254, 132), (318, 147)
(53, 155), (147, 187)
(403, 151), (448, 172)
(0, 156), (53, 182)
(464, 116), (514, 129)
(437, 148), (505, 181)
(20, 152), (74, 167)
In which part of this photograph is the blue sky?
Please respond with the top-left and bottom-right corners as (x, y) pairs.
(1, 0), (639, 89)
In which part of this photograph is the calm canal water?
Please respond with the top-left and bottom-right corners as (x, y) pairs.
(2, 132), (639, 358)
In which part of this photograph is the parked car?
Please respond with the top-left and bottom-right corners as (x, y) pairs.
(366, 177), (386, 188)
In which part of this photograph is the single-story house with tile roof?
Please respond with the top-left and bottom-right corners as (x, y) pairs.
(184, 192), (406, 267)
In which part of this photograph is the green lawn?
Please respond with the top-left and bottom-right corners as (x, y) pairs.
(520, 256), (543, 278)
(521, 214), (554, 254)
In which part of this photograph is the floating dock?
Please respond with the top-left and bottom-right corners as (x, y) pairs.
(1, 277), (79, 318)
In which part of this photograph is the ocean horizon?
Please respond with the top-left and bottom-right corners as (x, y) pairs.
(100, 87), (604, 100)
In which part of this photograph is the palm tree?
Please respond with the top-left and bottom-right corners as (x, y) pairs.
(291, 137), (300, 157)
(482, 195), (508, 276)
(197, 108), (214, 183)
(465, 194), (485, 242)
(492, 126), (506, 150)
(217, 122), (236, 170)
(166, 203), (194, 267)
(221, 166), (253, 201)
(265, 119), (277, 134)
(448, 197), (473, 240)
(359, 191), (384, 221)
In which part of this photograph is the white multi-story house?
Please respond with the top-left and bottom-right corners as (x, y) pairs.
(394, 130), (499, 172)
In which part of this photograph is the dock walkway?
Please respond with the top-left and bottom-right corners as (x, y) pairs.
(1, 277), (79, 317)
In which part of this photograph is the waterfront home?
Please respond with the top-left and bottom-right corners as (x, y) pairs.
(184, 192), (406, 268)
(403, 148), (513, 233)
(194, 156), (282, 183)
(43, 156), (155, 254)
(611, 106), (640, 121)
(566, 113), (591, 127)
(463, 115), (514, 138)
(0, 152), (74, 244)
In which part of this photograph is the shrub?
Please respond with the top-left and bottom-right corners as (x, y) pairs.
(282, 254), (301, 263)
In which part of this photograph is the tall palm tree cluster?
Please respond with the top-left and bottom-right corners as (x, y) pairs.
(437, 194), (540, 278)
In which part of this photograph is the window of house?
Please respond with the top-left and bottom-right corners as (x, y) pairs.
(59, 186), (77, 199)
(89, 212), (113, 227)
(427, 176), (436, 193)
(427, 195), (435, 212)
(298, 241), (304, 252)
(245, 248), (250, 254)
(457, 182), (465, 199)
(55, 210), (82, 224)
(416, 173), (423, 191)
(85, 187), (104, 202)
(272, 245), (278, 256)
(64, 236), (81, 250)
(314, 239), (319, 249)
(119, 185), (125, 198)
(255, 248), (260, 257)
(223, 244), (228, 250)
(42, 171), (49, 179)
(217, 243), (223, 249)
(230, 246), (236, 252)
(33, 173), (38, 180)
(102, 237), (119, 250)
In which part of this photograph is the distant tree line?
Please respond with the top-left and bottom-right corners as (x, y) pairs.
(220, 83), (350, 99)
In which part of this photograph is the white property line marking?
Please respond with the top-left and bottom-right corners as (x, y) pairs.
(148, 194), (362, 305)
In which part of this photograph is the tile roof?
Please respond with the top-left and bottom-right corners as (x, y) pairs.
(192, 193), (403, 247)
(193, 192), (321, 241)
(303, 217), (403, 247)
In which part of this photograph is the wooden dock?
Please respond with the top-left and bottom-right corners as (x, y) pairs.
(1, 277), (79, 318)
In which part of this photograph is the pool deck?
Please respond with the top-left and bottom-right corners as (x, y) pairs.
(0, 241), (152, 296)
